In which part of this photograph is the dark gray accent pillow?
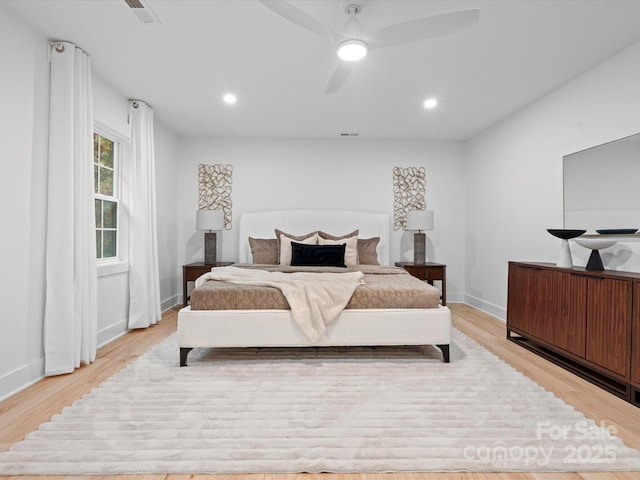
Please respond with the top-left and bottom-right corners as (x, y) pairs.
(290, 242), (346, 267)
(275, 229), (318, 264)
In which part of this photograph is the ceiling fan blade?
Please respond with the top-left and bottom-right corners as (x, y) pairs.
(325, 61), (354, 94)
(367, 9), (479, 48)
(258, 0), (336, 42)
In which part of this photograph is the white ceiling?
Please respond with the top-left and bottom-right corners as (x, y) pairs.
(5, 0), (640, 141)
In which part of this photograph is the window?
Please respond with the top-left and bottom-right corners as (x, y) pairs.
(94, 131), (119, 260)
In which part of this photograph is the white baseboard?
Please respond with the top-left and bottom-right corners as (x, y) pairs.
(162, 295), (181, 312)
(0, 357), (44, 403)
(445, 292), (465, 304)
(98, 296), (181, 349)
(462, 294), (506, 322)
(2, 295), (183, 402)
(97, 318), (129, 348)
(1, 318), (131, 401)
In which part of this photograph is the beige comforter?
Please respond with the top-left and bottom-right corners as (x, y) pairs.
(196, 266), (364, 341)
(191, 264), (440, 307)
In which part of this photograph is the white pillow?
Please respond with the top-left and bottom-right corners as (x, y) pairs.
(318, 233), (358, 266)
(279, 232), (318, 265)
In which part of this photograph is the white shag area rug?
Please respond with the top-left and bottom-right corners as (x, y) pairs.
(1, 328), (640, 475)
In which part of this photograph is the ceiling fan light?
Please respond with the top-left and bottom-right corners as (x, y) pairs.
(337, 39), (367, 62)
(223, 93), (237, 104)
(423, 98), (438, 109)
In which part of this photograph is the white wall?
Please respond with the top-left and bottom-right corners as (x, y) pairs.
(176, 137), (467, 302)
(155, 120), (180, 310)
(0, 5), (50, 400)
(465, 39), (640, 320)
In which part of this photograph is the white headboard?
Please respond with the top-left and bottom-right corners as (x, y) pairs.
(238, 210), (390, 265)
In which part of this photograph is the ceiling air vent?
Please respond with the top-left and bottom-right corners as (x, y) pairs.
(340, 133), (359, 137)
(124, 0), (160, 25)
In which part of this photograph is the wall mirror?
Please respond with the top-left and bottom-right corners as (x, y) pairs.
(564, 132), (640, 232)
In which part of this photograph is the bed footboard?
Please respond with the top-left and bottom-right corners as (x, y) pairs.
(177, 306), (452, 366)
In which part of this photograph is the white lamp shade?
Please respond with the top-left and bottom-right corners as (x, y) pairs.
(406, 210), (434, 231)
(196, 210), (225, 231)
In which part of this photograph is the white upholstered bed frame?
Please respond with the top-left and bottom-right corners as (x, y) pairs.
(177, 210), (451, 365)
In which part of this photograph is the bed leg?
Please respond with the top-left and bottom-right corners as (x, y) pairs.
(437, 344), (450, 363)
(180, 347), (193, 367)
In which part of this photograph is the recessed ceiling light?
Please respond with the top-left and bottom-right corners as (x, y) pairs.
(223, 93), (237, 105)
(423, 98), (438, 109)
(337, 39), (368, 62)
(424, 98), (438, 110)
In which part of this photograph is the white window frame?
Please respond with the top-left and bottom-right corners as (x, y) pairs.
(94, 122), (129, 277)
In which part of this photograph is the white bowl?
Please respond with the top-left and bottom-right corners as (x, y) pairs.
(574, 238), (617, 250)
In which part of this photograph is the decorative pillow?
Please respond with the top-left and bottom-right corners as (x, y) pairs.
(275, 229), (318, 265)
(248, 237), (278, 264)
(317, 230), (358, 266)
(290, 242), (346, 267)
(357, 237), (380, 265)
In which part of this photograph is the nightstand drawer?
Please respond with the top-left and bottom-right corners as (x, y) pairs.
(404, 265), (429, 280)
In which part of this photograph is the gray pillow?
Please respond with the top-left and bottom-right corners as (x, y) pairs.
(248, 237), (278, 264)
(357, 237), (380, 265)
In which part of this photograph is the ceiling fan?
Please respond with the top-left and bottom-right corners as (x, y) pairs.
(258, 0), (480, 94)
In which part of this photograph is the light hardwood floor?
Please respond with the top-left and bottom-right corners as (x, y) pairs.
(1, 303), (639, 480)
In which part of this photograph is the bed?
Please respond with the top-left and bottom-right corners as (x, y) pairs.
(177, 210), (451, 365)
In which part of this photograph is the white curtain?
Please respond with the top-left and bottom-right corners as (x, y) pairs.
(44, 42), (98, 376)
(128, 100), (162, 329)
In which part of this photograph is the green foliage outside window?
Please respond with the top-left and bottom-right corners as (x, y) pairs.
(94, 132), (118, 259)
(94, 134), (114, 196)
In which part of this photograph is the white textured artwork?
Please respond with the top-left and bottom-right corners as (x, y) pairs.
(198, 164), (232, 230)
(393, 166), (426, 230)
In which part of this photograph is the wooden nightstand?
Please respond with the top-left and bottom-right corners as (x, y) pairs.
(183, 262), (233, 306)
(395, 261), (447, 306)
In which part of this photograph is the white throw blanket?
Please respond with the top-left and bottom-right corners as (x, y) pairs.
(196, 266), (365, 342)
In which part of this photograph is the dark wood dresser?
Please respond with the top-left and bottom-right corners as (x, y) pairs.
(507, 261), (640, 406)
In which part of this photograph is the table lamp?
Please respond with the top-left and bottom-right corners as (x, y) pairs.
(196, 209), (225, 264)
(406, 210), (434, 264)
